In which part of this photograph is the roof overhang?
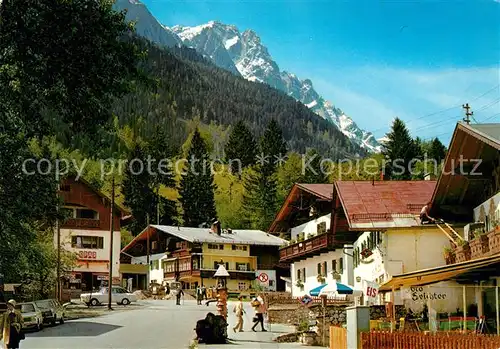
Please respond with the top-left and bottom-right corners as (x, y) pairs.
(379, 253), (500, 292)
(431, 122), (500, 217)
(269, 183), (333, 232)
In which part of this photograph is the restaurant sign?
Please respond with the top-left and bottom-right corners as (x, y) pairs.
(402, 286), (448, 302)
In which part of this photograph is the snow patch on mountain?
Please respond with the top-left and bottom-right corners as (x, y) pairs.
(306, 100), (318, 109)
(225, 36), (239, 49)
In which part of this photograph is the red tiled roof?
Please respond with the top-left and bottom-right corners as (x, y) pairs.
(335, 181), (437, 225)
(296, 183), (333, 200)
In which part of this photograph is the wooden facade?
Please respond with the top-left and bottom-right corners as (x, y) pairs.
(60, 177), (123, 230)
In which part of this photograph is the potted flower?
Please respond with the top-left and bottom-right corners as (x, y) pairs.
(455, 239), (471, 263)
(331, 271), (341, 280)
(470, 229), (489, 258)
(316, 274), (326, 284)
(488, 219), (500, 255)
(443, 246), (456, 264)
(295, 279), (304, 290)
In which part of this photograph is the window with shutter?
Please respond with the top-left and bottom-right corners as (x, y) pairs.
(317, 263), (321, 275)
(297, 269), (301, 281)
(339, 258), (343, 274)
(323, 261), (328, 276)
(303, 268), (306, 280)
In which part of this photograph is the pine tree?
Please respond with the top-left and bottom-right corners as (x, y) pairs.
(178, 128), (217, 227)
(429, 138), (447, 163)
(121, 130), (178, 235)
(242, 166), (279, 230)
(260, 119), (287, 176)
(122, 143), (156, 235)
(303, 149), (328, 183)
(225, 120), (257, 175)
(382, 118), (417, 180)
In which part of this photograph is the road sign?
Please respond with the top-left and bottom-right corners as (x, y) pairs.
(299, 294), (313, 306)
(258, 272), (269, 282)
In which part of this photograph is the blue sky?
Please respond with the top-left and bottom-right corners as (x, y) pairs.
(143, 0), (500, 144)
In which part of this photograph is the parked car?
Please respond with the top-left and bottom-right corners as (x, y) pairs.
(34, 299), (65, 326)
(17, 302), (43, 331)
(80, 286), (137, 306)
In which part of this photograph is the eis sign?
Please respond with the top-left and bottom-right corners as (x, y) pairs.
(78, 251), (97, 259)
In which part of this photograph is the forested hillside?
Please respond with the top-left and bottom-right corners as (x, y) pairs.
(112, 38), (363, 158)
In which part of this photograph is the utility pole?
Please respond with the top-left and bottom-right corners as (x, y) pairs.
(56, 183), (61, 302)
(462, 103), (473, 125)
(107, 177), (115, 310)
(146, 213), (150, 288)
(156, 185), (160, 225)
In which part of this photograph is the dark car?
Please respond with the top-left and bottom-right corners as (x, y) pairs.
(34, 299), (65, 326)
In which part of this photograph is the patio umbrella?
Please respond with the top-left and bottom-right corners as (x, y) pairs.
(309, 284), (328, 296)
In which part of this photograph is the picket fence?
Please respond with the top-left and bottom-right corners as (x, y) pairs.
(360, 331), (500, 349)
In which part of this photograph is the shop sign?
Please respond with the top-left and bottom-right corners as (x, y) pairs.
(97, 275), (108, 281)
(402, 286), (448, 302)
(362, 280), (379, 299)
(78, 251), (97, 259)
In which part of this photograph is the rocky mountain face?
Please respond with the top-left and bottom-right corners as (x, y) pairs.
(114, 1), (381, 152)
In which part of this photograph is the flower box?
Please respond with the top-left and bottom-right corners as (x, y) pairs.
(488, 227), (500, 255)
(444, 250), (456, 265)
(470, 234), (490, 259)
(455, 242), (471, 263)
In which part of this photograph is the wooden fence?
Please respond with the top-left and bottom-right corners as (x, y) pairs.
(360, 331), (500, 349)
(330, 326), (347, 349)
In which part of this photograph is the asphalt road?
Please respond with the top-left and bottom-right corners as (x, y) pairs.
(21, 299), (304, 349)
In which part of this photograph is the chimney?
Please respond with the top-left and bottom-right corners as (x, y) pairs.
(211, 220), (221, 236)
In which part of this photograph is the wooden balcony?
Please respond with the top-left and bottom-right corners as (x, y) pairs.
(62, 218), (100, 229)
(164, 269), (201, 279)
(280, 233), (335, 262)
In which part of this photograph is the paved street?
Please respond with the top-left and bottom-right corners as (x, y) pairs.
(22, 300), (304, 349)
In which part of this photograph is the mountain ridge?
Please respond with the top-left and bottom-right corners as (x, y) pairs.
(114, 0), (381, 152)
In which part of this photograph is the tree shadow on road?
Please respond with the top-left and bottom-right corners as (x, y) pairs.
(27, 321), (122, 337)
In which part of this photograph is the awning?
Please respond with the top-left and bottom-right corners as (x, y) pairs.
(379, 254), (500, 292)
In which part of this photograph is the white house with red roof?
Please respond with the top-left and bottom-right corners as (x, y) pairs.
(271, 181), (466, 310)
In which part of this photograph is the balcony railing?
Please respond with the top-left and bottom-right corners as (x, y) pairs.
(62, 218), (100, 229)
(279, 233), (335, 262)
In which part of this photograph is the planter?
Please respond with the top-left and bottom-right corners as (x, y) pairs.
(488, 228), (500, 255)
(470, 235), (490, 259)
(444, 250), (456, 265)
(455, 243), (471, 263)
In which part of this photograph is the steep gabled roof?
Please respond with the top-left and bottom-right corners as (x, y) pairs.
(335, 180), (436, 229)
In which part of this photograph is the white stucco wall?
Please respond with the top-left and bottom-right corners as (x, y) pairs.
(290, 249), (348, 297)
(59, 228), (121, 277)
(473, 191), (500, 229)
(352, 227), (460, 306)
(290, 214), (331, 240)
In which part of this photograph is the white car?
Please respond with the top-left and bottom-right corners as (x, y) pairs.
(18, 302), (44, 331)
(81, 286), (137, 306)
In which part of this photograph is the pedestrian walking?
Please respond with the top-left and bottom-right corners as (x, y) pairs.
(251, 294), (267, 332)
(201, 285), (207, 300)
(0, 299), (24, 349)
(232, 295), (245, 333)
(196, 286), (203, 305)
(127, 277), (133, 293)
(176, 288), (184, 305)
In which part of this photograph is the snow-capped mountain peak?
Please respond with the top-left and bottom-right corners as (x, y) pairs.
(168, 21), (381, 151)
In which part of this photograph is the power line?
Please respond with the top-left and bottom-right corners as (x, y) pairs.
(483, 112), (500, 122)
(372, 84), (500, 135)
